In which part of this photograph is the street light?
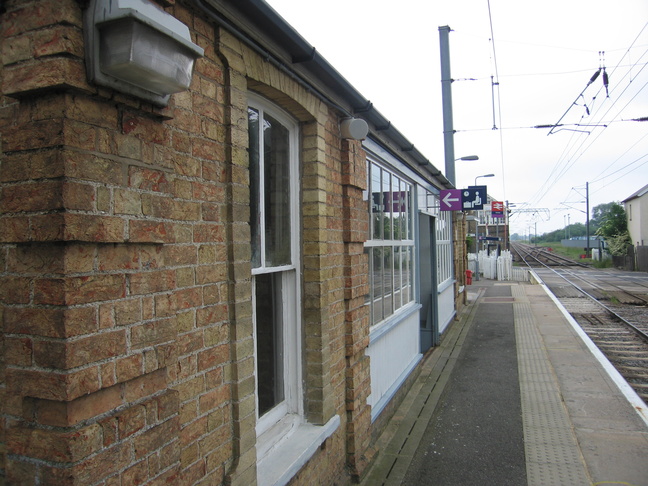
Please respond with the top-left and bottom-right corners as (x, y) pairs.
(474, 173), (494, 186)
(455, 155), (479, 162)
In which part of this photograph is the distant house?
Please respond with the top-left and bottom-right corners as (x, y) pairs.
(622, 183), (648, 246)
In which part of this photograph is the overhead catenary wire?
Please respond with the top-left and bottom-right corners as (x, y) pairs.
(525, 32), (648, 209)
(487, 0), (507, 201)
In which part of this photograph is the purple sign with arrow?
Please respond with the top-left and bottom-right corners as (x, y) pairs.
(440, 189), (462, 211)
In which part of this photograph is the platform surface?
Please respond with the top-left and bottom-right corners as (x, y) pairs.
(361, 279), (648, 486)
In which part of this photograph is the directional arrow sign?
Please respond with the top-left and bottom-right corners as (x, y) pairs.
(440, 189), (462, 211)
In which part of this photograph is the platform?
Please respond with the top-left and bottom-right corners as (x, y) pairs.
(361, 279), (648, 486)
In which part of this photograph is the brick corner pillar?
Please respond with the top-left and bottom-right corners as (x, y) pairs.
(341, 139), (376, 481)
(1, 1), (180, 483)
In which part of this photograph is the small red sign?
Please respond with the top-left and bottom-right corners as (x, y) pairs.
(491, 201), (504, 212)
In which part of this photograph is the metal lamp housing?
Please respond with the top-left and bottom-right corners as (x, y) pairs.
(85, 0), (204, 106)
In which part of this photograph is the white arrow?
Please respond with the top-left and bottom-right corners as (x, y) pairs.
(443, 192), (459, 207)
(442, 192), (460, 207)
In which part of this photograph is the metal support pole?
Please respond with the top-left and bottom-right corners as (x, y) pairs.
(439, 26), (456, 186)
(586, 182), (590, 257)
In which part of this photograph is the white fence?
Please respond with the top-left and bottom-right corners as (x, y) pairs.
(469, 250), (529, 282)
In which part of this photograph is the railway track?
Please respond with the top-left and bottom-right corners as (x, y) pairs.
(511, 242), (648, 404)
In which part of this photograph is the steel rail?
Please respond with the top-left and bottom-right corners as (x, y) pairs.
(513, 242), (648, 343)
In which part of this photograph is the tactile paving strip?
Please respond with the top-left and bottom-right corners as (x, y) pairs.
(513, 286), (591, 486)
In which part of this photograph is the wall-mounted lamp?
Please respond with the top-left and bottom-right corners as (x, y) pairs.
(340, 118), (369, 140)
(84, 0), (204, 106)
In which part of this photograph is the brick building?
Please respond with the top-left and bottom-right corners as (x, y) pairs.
(0, 0), (465, 484)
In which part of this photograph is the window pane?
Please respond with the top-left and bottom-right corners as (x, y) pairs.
(255, 272), (285, 416)
(248, 107), (261, 268)
(383, 172), (392, 240)
(383, 246), (393, 316)
(394, 246), (402, 311)
(372, 247), (383, 323)
(264, 114), (291, 267)
(404, 246), (412, 303)
(371, 164), (382, 240)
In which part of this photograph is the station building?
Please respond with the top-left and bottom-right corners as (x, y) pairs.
(0, 0), (467, 484)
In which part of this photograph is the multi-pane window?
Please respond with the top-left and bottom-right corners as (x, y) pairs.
(419, 190), (453, 285)
(248, 95), (301, 434)
(365, 161), (414, 326)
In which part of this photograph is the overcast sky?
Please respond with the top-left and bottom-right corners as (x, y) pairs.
(265, 0), (648, 237)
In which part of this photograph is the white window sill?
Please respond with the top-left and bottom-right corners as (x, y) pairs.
(256, 415), (340, 486)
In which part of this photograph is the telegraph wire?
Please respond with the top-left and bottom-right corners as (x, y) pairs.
(487, 0), (507, 202)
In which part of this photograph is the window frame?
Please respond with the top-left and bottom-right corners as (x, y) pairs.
(365, 159), (416, 328)
(418, 190), (453, 287)
(247, 93), (303, 441)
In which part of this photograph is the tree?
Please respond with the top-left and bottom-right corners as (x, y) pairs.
(594, 202), (631, 256)
(591, 202), (617, 233)
(595, 202), (627, 238)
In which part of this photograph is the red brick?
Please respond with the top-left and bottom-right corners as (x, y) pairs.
(64, 150), (123, 183)
(4, 336), (33, 366)
(63, 182), (95, 211)
(192, 181), (224, 202)
(41, 443), (132, 486)
(98, 244), (140, 271)
(31, 386), (123, 426)
(133, 416), (179, 460)
(7, 423), (103, 462)
(0, 215), (30, 241)
(193, 223), (224, 243)
(63, 213), (125, 243)
(179, 415), (208, 448)
(33, 330), (126, 369)
(4, 457), (38, 485)
(173, 287), (203, 310)
(1, 0), (83, 37)
(2, 57), (90, 99)
(129, 220), (176, 244)
(122, 111), (168, 143)
(156, 390), (180, 421)
(1, 181), (63, 212)
(129, 166), (173, 193)
(196, 304), (228, 327)
(0, 276), (30, 303)
(163, 245), (197, 266)
(115, 354), (144, 384)
(7, 366), (100, 401)
(197, 344), (228, 372)
(130, 269), (175, 295)
(30, 213), (65, 241)
(0, 149), (65, 182)
(177, 330), (203, 356)
(131, 318), (177, 350)
(117, 404), (147, 439)
(3, 307), (97, 338)
(34, 274), (126, 305)
(123, 368), (167, 403)
(198, 385), (229, 414)
(33, 25), (84, 59)
(114, 298), (142, 326)
(66, 274), (126, 304)
(7, 243), (64, 274)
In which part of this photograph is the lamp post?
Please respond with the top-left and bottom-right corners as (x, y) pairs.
(474, 173), (494, 186)
(456, 155), (479, 162)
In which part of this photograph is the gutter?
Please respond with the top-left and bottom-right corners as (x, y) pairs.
(192, 0), (453, 189)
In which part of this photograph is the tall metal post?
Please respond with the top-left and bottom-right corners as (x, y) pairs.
(439, 26), (456, 186)
(586, 181), (590, 257)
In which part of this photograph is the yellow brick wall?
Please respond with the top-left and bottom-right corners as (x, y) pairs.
(0, 0), (375, 484)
